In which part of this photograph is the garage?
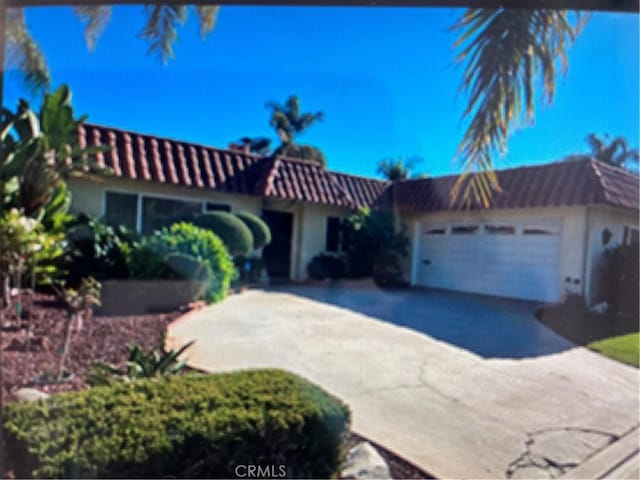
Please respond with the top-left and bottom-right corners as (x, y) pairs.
(416, 219), (562, 302)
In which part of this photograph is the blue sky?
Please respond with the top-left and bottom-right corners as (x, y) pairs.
(4, 6), (639, 178)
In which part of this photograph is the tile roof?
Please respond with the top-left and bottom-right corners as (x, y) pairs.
(79, 124), (638, 213)
(393, 157), (639, 213)
(79, 123), (390, 209)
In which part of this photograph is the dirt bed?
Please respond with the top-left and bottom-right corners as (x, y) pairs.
(1, 293), (180, 403)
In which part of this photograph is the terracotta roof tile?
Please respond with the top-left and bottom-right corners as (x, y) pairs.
(78, 124), (637, 213)
(393, 158), (638, 213)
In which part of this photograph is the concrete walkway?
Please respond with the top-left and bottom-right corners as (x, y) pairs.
(166, 288), (639, 479)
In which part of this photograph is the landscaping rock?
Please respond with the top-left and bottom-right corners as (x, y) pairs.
(341, 441), (391, 479)
(14, 388), (50, 403)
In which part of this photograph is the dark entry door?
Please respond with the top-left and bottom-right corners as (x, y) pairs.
(261, 210), (293, 279)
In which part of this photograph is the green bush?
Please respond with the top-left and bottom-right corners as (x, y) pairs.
(307, 253), (346, 280)
(372, 251), (407, 288)
(64, 214), (133, 285)
(342, 208), (409, 278)
(594, 243), (639, 317)
(4, 369), (351, 479)
(127, 223), (234, 302)
(193, 212), (254, 256)
(234, 211), (272, 250)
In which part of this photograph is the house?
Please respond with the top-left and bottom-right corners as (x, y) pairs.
(69, 123), (639, 304)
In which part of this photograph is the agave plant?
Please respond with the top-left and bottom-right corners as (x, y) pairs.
(85, 340), (195, 386)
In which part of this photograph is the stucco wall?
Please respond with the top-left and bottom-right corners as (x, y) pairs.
(585, 206), (638, 303)
(401, 206), (589, 300)
(294, 203), (354, 281)
(67, 177), (263, 218)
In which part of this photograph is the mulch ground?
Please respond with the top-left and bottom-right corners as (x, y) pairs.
(1, 292), (180, 404)
(1, 292), (434, 479)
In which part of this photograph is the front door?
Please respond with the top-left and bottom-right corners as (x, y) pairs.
(261, 210), (293, 280)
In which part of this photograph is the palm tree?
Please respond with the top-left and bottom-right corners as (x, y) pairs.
(585, 133), (639, 171)
(451, 9), (588, 207)
(376, 156), (425, 181)
(237, 137), (272, 156)
(5, 4), (219, 92)
(267, 95), (326, 166)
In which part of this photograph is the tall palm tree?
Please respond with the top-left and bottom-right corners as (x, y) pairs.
(451, 9), (587, 207)
(5, 4), (219, 92)
(585, 133), (639, 171)
(267, 95), (326, 166)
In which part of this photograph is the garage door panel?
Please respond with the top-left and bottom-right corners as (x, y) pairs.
(417, 219), (562, 302)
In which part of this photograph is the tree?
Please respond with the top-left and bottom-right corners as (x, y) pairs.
(237, 137), (272, 156)
(585, 133), (639, 171)
(5, 4), (219, 92)
(376, 156), (426, 181)
(267, 95), (327, 167)
(451, 9), (587, 206)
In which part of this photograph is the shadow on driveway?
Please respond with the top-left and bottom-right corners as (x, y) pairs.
(272, 283), (575, 359)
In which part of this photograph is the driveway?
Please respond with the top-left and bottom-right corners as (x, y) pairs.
(166, 286), (639, 479)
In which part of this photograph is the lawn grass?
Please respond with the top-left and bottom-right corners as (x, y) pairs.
(588, 332), (639, 367)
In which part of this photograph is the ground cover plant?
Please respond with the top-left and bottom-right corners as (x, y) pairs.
(4, 369), (351, 479)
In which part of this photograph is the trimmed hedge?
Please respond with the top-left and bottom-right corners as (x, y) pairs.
(194, 212), (254, 256)
(3, 369), (351, 479)
(127, 223), (234, 302)
(235, 211), (272, 250)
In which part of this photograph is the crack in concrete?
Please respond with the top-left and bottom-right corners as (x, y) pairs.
(505, 427), (619, 479)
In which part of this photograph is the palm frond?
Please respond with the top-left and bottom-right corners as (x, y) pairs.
(72, 5), (112, 51)
(194, 5), (219, 38)
(138, 4), (188, 63)
(5, 8), (50, 93)
(451, 8), (587, 208)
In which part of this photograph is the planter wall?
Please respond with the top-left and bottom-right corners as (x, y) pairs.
(96, 280), (206, 316)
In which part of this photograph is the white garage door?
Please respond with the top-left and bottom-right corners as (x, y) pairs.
(416, 219), (562, 302)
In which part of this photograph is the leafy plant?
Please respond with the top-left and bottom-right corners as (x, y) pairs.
(64, 214), (133, 285)
(1, 85), (108, 218)
(373, 251), (407, 288)
(193, 211), (254, 256)
(594, 243), (639, 317)
(342, 208), (409, 278)
(85, 340), (194, 386)
(234, 211), (272, 250)
(128, 223), (234, 303)
(4, 369), (350, 479)
(307, 253), (346, 281)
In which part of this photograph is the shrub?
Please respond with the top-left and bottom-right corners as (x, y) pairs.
(235, 211), (272, 250)
(307, 253), (346, 280)
(372, 251), (407, 288)
(4, 369), (351, 479)
(193, 212), (254, 256)
(594, 243), (639, 317)
(127, 223), (234, 303)
(342, 208), (409, 278)
(64, 215), (133, 285)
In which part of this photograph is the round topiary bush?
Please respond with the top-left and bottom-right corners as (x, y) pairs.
(234, 211), (272, 250)
(193, 212), (254, 256)
(127, 222), (234, 302)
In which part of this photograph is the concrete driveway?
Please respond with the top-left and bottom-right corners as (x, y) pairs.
(166, 286), (639, 479)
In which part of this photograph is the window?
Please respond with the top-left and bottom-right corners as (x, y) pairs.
(484, 224), (515, 235)
(141, 197), (203, 234)
(326, 217), (342, 252)
(425, 228), (446, 235)
(624, 226), (639, 246)
(104, 191), (138, 231)
(451, 225), (478, 235)
(205, 202), (231, 212)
